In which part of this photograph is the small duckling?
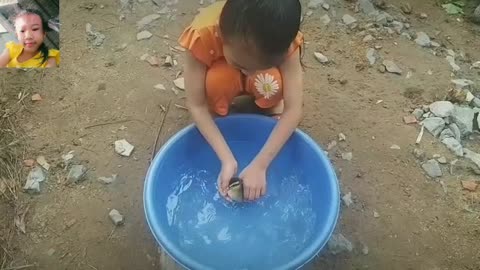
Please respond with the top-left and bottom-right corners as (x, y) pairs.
(227, 177), (244, 203)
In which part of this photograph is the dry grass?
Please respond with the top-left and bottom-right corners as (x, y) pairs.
(0, 85), (28, 269)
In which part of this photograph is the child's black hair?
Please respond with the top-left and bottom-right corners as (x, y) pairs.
(12, 9), (51, 65)
(220, 0), (302, 66)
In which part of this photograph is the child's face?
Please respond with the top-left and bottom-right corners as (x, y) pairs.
(15, 14), (46, 53)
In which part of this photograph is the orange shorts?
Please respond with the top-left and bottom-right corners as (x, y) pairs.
(205, 59), (283, 116)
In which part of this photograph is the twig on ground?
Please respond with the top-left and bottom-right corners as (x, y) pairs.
(151, 100), (172, 162)
(84, 119), (135, 129)
(0, 264), (36, 270)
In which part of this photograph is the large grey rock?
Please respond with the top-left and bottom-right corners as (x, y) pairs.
(472, 4), (480, 23)
(421, 117), (445, 137)
(465, 149), (480, 170)
(415, 32), (431, 47)
(441, 137), (464, 156)
(448, 123), (462, 141)
(450, 106), (475, 137)
(439, 128), (455, 140)
(320, 14), (331, 25)
(366, 48), (377, 65)
(23, 166), (46, 193)
(451, 79), (474, 88)
(343, 14), (357, 25)
(328, 233), (354, 255)
(358, 0), (379, 16)
(422, 159), (443, 178)
(136, 14), (161, 30)
(429, 101), (454, 117)
(392, 21), (404, 33)
(446, 56), (461, 72)
(109, 209), (124, 226)
(413, 108), (424, 120)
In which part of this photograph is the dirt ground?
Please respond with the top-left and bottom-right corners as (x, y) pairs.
(1, 0), (480, 269)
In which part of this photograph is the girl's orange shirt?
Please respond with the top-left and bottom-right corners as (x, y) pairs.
(178, 0), (304, 67)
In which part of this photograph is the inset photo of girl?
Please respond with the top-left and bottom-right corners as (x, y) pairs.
(0, 0), (59, 68)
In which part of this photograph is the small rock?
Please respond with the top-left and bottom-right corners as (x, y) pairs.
(412, 109), (424, 120)
(137, 30), (153, 41)
(342, 192), (353, 207)
(146, 55), (160, 66)
(465, 149), (480, 171)
(115, 139), (135, 157)
(86, 23), (105, 47)
(314, 52), (329, 64)
(137, 14), (162, 30)
(376, 13), (388, 26)
(305, 10), (313, 17)
(327, 140), (337, 150)
(403, 115), (417, 124)
(431, 41), (440, 47)
(23, 159), (35, 167)
(422, 159), (442, 178)
(421, 117), (445, 137)
(46, 248), (55, 256)
(400, 3), (412, 14)
(328, 233), (353, 255)
(154, 84), (166, 90)
(307, 0), (324, 9)
(31, 94), (43, 101)
(413, 148), (426, 160)
(420, 13), (428, 19)
(385, 27), (394, 35)
(67, 165), (87, 183)
(383, 60), (403, 74)
(99, 175), (117, 184)
(401, 32), (412, 40)
(390, 144), (401, 150)
(320, 14), (331, 25)
(342, 152), (353, 161)
(366, 48), (377, 65)
(451, 79), (474, 88)
(415, 32), (431, 47)
(392, 21), (404, 33)
(429, 101), (454, 118)
(173, 77), (185, 90)
(373, 211), (380, 218)
(362, 244), (369, 255)
(65, 218), (77, 229)
(23, 166), (46, 193)
(437, 157), (447, 164)
(322, 3), (330, 10)
(471, 61), (480, 69)
(441, 137), (464, 157)
(109, 209), (124, 226)
(358, 0), (379, 16)
(36, 156), (50, 171)
(164, 55), (174, 67)
(378, 65), (386, 73)
(446, 56), (460, 72)
(338, 133), (346, 141)
(363, 34), (374, 42)
(140, 53), (150, 61)
(461, 180), (478, 191)
(342, 14), (357, 25)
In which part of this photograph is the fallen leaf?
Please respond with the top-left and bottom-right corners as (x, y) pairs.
(461, 180), (478, 192)
(31, 94), (43, 101)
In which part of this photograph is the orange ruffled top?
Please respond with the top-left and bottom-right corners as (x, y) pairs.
(178, 0), (304, 67)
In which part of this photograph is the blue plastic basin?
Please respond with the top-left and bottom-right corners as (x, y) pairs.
(144, 114), (340, 270)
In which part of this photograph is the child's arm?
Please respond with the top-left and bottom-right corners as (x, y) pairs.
(45, 57), (57, 67)
(0, 48), (10, 67)
(184, 52), (238, 194)
(253, 50), (303, 168)
(241, 50), (303, 200)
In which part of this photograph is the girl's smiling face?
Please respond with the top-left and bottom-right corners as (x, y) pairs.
(15, 13), (46, 53)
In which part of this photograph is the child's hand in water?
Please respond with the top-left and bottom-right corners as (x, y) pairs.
(218, 158), (238, 200)
(240, 162), (267, 201)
